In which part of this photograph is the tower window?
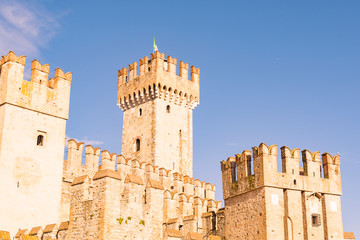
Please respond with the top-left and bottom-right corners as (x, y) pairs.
(136, 139), (141, 152)
(37, 135), (44, 146)
(166, 105), (170, 113)
(311, 214), (321, 227)
(139, 108), (142, 116)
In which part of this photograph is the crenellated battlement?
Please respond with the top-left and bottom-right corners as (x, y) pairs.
(221, 143), (342, 200)
(12, 222), (69, 240)
(117, 51), (200, 111)
(63, 139), (216, 204)
(59, 138), (220, 239)
(0, 51), (72, 119)
(0, 50), (26, 65)
(70, 170), (219, 209)
(64, 139), (111, 179)
(67, 169), (220, 237)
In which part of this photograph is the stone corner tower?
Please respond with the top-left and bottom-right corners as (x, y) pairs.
(221, 143), (343, 240)
(0, 51), (72, 235)
(117, 51), (199, 177)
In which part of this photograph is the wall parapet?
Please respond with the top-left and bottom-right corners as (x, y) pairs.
(62, 138), (218, 234)
(64, 138), (216, 198)
(13, 221), (68, 240)
(221, 143), (342, 200)
(0, 51), (72, 119)
(117, 51), (199, 111)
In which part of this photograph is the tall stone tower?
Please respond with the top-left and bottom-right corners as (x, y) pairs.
(0, 51), (72, 235)
(117, 51), (199, 177)
(221, 143), (344, 240)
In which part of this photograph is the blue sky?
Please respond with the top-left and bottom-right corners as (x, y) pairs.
(1, 0), (359, 236)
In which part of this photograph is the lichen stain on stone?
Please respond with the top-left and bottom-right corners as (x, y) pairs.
(20, 81), (33, 97)
(47, 90), (56, 102)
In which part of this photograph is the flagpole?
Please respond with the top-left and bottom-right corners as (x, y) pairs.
(153, 37), (155, 53)
(153, 37), (158, 53)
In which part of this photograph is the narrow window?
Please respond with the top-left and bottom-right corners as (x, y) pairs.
(166, 105), (170, 113)
(136, 139), (140, 152)
(231, 161), (237, 182)
(311, 214), (321, 227)
(182, 186), (185, 192)
(292, 169), (294, 175)
(204, 190), (207, 198)
(139, 108), (142, 116)
(37, 135), (44, 146)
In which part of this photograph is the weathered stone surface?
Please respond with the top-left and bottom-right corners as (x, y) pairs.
(0, 50), (352, 240)
(221, 143), (345, 240)
(0, 51), (71, 236)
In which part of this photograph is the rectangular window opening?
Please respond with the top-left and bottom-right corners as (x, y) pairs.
(311, 214), (321, 227)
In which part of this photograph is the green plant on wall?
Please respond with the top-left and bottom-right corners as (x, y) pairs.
(247, 175), (255, 189)
(116, 218), (124, 225)
(231, 181), (239, 191)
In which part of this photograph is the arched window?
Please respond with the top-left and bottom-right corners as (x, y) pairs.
(139, 108), (142, 116)
(136, 139), (140, 152)
(37, 135), (44, 146)
(166, 105), (170, 113)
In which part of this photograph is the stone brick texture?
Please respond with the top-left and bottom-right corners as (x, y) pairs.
(0, 50), (351, 240)
(221, 143), (345, 240)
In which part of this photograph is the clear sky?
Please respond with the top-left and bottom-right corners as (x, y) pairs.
(1, 0), (359, 236)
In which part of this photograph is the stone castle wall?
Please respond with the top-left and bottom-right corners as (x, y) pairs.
(19, 138), (221, 240)
(221, 143), (344, 240)
(0, 51), (72, 236)
(0, 50), (351, 240)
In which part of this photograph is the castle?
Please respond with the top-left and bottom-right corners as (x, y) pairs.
(0, 50), (354, 240)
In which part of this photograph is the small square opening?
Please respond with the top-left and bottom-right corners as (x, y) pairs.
(311, 214), (321, 227)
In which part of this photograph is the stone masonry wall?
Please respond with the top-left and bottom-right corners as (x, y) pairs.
(221, 143), (344, 240)
(224, 187), (266, 239)
(0, 51), (71, 236)
(117, 51), (199, 177)
(58, 138), (220, 239)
